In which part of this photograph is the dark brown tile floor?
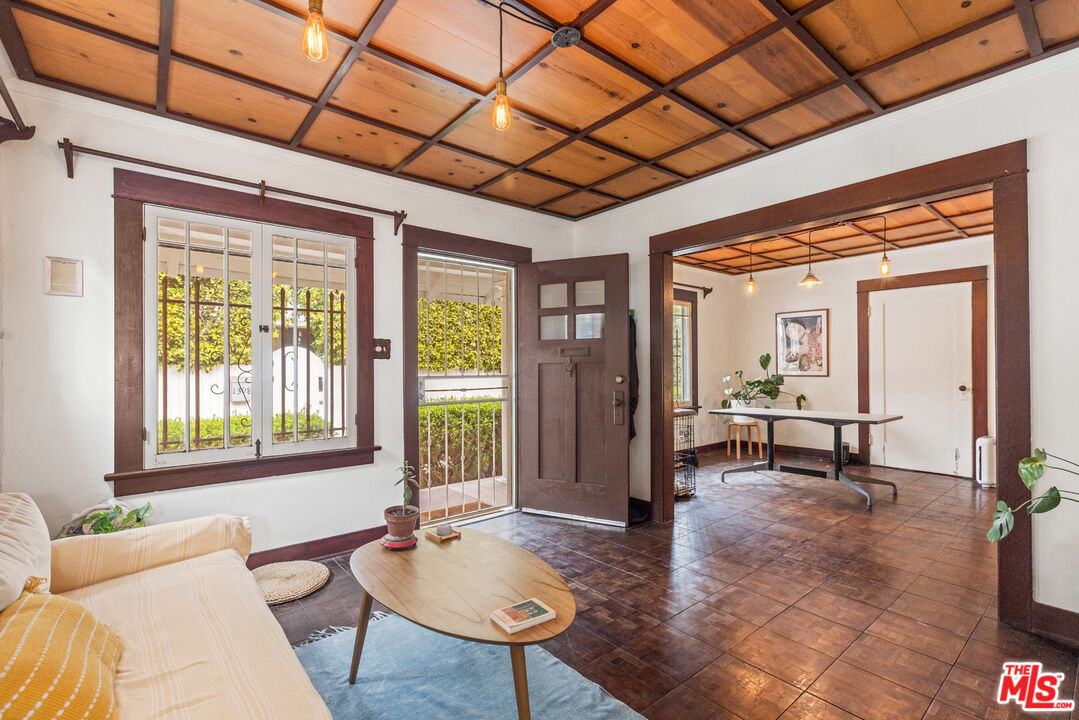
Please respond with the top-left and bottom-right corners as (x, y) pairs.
(271, 451), (1079, 720)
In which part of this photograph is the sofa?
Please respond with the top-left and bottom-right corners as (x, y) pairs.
(1, 492), (332, 719)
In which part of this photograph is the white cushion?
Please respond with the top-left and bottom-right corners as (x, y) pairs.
(0, 492), (51, 609)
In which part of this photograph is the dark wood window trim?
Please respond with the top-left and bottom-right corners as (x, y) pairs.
(401, 225), (532, 504)
(110, 170), (379, 496)
(672, 288), (698, 408)
(649, 141), (1038, 637)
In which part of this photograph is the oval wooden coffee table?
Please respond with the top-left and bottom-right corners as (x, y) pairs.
(348, 527), (576, 719)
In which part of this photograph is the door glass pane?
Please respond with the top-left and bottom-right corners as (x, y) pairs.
(540, 315), (567, 340)
(575, 280), (604, 306)
(575, 312), (604, 339)
(228, 228), (253, 253)
(272, 234), (295, 259)
(189, 223), (225, 249)
(539, 283), (567, 309)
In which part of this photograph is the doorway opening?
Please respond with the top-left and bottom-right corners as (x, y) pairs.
(414, 254), (516, 524)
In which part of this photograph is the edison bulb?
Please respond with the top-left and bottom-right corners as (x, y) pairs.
(493, 77), (511, 131)
(745, 276), (756, 294)
(302, 2), (329, 62)
(879, 255), (891, 276)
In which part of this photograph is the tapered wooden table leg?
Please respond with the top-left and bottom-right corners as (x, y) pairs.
(348, 589), (374, 684)
(509, 644), (530, 720)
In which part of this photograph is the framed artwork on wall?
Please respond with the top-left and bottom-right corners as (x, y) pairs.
(776, 309), (829, 377)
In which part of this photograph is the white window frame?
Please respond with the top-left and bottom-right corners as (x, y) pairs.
(143, 205), (357, 468)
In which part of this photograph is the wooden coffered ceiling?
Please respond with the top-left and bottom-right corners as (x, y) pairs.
(0, 0), (1075, 220)
(675, 188), (994, 274)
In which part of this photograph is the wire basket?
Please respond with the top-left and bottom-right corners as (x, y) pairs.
(674, 407), (698, 497)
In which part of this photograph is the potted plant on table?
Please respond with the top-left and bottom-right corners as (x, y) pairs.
(385, 461), (420, 540)
(722, 353), (807, 423)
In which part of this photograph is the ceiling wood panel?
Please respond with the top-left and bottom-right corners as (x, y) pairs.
(443, 104), (567, 165)
(741, 85), (867, 146)
(657, 132), (759, 175)
(400, 145), (506, 189)
(679, 188), (995, 274)
(4, 0), (1074, 221)
(585, 0), (774, 83)
(507, 45), (651, 131)
(1036, 0), (1079, 47)
(172, 0), (346, 97)
(168, 61), (309, 139)
(26, 0), (160, 43)
(330, 53), (475, 136)
(860, 16), (1028, 105)
(300, 108), (423, 166)
(15, 10), (157, 104)
(480, 171), (575, 205)
(588, 96), (717, 157)
(676, 29), (837, 123)
(370, 0), (550, 91)
(594, 166), (679, 198)
(276, 0), (381, 38)
(802, 0), (1014, 71)
(542, 190), (618, 216)
(527, 140), (636, 185)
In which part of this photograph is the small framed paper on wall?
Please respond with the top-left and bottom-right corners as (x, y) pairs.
(45, 257), (83, 297)
(776, 308), (829, 376)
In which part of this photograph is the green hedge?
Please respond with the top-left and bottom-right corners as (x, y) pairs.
(417, 299), (503, 373)
(418, 401), (503, 488)
(158, 412), (328, 451)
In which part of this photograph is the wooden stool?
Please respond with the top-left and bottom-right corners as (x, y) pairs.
(727, 422), (763, 460)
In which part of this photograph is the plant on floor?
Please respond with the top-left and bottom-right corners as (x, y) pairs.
(385, 462), (420, 539)
(988, 449), (1079, 542)
(82, 503), (153, 535)
(721, 353), (807, 414)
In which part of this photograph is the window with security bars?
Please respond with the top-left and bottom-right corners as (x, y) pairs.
(144, 206), (356, 466)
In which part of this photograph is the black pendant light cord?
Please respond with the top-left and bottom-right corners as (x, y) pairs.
(479, 0), (558, 32)
(499, 2), (504, 76)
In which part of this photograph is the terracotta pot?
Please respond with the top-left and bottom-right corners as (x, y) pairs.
(384, 505), (419, 539)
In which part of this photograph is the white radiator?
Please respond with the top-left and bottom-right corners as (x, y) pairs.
(975, 436), (996, 488)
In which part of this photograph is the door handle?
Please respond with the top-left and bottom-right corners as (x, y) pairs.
(612, 391), (625, 425)
(611, 396), (624, 408)
(958, 385), (969, 392)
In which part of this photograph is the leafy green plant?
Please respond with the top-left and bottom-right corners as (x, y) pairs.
(83, 503), (153, 534)
(395, 461), (417, 507)
(988, 449), (1079, 542)
(418, 401), (503, 487)
(721, 353), (807, 413)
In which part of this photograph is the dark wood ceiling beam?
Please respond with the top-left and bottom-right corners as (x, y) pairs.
(1014, 0), (1045, 57)
(756, 0), (884, 114)
(920, 202), (972, 238)
(155, 0), (173, 112)
(842, 221), (902, 250)
(662, 22), (784, 90)
(790, 0), (838, 20)
(363, 46), (485, 100)
(290, 0), (398, 147)
(240, 0), (355, 44)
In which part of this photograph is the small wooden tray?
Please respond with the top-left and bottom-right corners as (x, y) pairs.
(425, 528), (461, 543)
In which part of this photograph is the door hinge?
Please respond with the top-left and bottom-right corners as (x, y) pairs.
(868, 433), (873, 445)
(141, 226), (146, 241)
(142, 426), (147, 442)
(866, 306), (872, 317)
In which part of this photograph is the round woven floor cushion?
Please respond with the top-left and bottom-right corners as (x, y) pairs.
(253, 560), (330, 605)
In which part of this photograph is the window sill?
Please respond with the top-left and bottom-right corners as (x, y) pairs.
(106, 445), (381, 496)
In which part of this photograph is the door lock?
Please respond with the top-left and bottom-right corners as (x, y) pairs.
(611, 390), (625, 425)
(614, 375), (625, 384)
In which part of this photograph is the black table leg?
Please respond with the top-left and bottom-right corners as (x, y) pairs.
(721, 418), (771, 482)
(766, 420), (775, 470)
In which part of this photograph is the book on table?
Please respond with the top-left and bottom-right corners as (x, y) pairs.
(491, 598), (556, 634)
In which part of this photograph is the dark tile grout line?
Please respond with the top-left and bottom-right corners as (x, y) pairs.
(271, 452), (1077, 720)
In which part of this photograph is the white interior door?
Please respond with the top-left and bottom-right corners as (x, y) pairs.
(868, 283), (973, 477)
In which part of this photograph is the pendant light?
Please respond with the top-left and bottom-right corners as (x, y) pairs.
(878, 215), (891, 276)
(301, 0), (329, 62)
(799, 229), (821, 288)
(492, 4), (512, 131)
(745, 242), (757, 294)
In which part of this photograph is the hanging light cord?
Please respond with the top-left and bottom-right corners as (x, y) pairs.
(748, 241), (756, 275)
(478, 0), (557, 32)
(499, 2), (504, 75)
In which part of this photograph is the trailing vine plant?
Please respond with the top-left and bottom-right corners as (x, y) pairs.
(988, 449), (1079, 542)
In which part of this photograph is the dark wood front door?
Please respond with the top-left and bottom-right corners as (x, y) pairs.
(518, 254), (630, 526)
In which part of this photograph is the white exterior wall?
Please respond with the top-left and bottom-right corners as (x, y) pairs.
(573, 49), (1079, 613)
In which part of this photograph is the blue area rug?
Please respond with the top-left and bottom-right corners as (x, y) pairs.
(295, 615), (644, 719)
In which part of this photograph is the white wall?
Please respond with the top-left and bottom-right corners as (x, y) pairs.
(678, 237), (996, 454)
(0, 78), (574, 552)
(575, 50), (1079, 613)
